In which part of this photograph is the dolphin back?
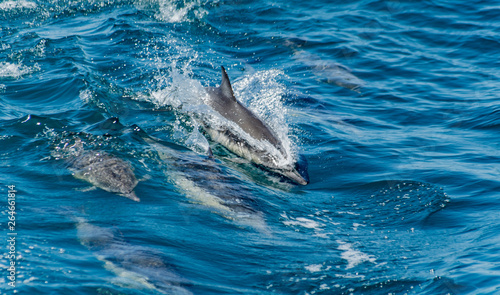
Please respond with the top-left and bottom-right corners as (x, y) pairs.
(204, 67), (284, 153)
(70, 151), (139, 200)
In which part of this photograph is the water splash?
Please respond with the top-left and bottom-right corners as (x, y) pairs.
(0, 62), (40, 79)
(146, 66), (212, 154)
(0, 0), (37, 10)
(143, 63), (299, 169)
(136, 0), (213, 23)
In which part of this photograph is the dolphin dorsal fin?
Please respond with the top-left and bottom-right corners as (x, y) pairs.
(220, 66), (236, 101)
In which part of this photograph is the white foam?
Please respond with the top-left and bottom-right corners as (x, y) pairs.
(31, 39), (46, 58)
(283, 217), (322, 229)
(143, 66), (214, 154)
(156, 1), (202, 23)
(22, 276), (38, 284)
(0, 62), (39, 78)
(150, 68), (206, 109)
(79, 89), (93, 104)
(319, 284), (330, 291)
(337, 240), (376, 269)
(136, 0), (210, 23)
(79, 88), (109, 112)
(337, 211), (360, 216)
(305, 264), (323, 273)
(352, 223), (366, 231)
(281, 212), (326, 233)
(0, 0), (37, 10)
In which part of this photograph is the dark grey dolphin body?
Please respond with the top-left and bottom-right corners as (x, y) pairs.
(203, 67), (309, 185)
(69, 150), (139, 201)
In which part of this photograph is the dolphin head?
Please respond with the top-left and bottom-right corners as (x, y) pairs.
(274, 154), (309, 185)
(295, 154), (310, 184)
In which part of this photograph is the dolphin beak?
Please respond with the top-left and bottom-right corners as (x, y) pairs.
(284, 154), (310, 185)
(283, 169), (309, 185)
(123, 191), (140, 202)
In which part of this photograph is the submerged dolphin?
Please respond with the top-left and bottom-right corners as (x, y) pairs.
(143, 136), (269, 233)
(73, 215), (192, 294)
(293, 50), (364, 92)
(202, 66), (309, 185)
(68, 149), (139, 202)
(284, 40), (364, 92)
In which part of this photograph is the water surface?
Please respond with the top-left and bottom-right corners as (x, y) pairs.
(1, 0), (499, 294)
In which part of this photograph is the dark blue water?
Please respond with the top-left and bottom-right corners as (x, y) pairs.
(1, 0), (499, 294)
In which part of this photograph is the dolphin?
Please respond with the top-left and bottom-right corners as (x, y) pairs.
(67, 145), (140, 201)
(284, 40), (364, 92)
(69, 151), (139, 201)
(73, 215), (192, 295)
(143, 135), (269, 233)
(294, 49), (364, 92)
(202, 66), (309, 185)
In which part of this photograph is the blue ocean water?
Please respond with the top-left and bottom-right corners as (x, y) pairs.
(1, 0), (499, 294)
